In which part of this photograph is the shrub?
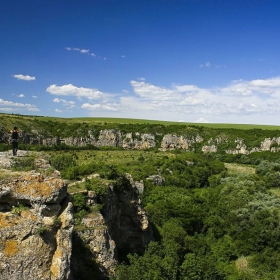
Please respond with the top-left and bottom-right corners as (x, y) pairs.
(50, 153), (76, 171)
(11, 156), (36, 171)
(11, 204), (29, 215)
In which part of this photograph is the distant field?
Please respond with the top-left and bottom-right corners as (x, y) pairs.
(224, 163), (255, 175)
(2, 113), (280, 130)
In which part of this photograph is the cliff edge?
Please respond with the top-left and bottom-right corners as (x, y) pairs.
(0, 152), (74, 280)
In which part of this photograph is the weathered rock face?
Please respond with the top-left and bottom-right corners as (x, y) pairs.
(2, 127), (280, 154)
(103, 177), (153, 256)
(3, 129), (156, 150)
(0, 156), (74, 280)
(160, 134), (203, 151)
(122, 133), (156, 150)
(0, 152), (155, 279)
(71, 175), (153, 279)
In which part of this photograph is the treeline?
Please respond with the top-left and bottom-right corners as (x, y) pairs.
(2, 115), (280, 152)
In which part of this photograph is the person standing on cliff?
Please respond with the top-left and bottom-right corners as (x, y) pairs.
(10, 126), (19, 156)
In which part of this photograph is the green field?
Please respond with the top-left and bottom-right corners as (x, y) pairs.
(2, 112), (280, 130)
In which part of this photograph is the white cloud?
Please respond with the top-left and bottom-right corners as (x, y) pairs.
(65, 47), (101, 59)
(128, 77), (280, 120)
(0, 98), (40, 112)
(18, 94), (24, 98)
(195, 118), (211, 123)
(200, 62), (211, 68)
(42, 76), (280, 125)
(0, 107), (13, 112)
(130, 80), (180, 101)
(65, 47), (88, 53)
(13, 74), (35, 81)
(81, 103), (118, 111)
(80, 49), (89, 53)
(46, 84), (103, 100)
(32, 95), (38, 98)
(53, 97), (76, 108)
(55, 109), (63, 113)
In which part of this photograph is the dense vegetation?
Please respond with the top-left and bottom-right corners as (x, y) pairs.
(115, 157), (280, 279)
(40, 148), (280, 279)
(5, 113), (280, 279)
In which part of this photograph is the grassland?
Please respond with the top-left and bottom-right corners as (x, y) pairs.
(224, 163), (255, 175)
(2, 112), (280, 130)
(47, 149), (176, 172)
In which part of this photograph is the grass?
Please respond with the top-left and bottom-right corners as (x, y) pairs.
(2, 112), (280, 130)
(224, 163), (256, 175)
(49, 149), (176, 168)
(68, 182), (87, 193)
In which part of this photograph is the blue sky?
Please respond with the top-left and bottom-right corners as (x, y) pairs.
(1, 0), (280, 125)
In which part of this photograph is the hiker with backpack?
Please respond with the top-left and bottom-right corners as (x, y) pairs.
(10, 126), (20, 156)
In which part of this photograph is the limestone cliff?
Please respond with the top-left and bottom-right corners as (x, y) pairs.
(71, 174), (153, 279)
(0, 152), (153, 280)
(1, 127), (280, 154)
(0, 153), (74, 280)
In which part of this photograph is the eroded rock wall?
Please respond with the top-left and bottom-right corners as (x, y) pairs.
(0, 158), (74, 280)
(2, 127), (280, 154)
(71, 175), (153, 279)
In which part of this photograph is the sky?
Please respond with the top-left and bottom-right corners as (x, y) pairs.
(1, 0), (280, 125)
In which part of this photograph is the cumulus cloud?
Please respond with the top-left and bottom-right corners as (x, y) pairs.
(53, 97), (76, 108)
(130, 80), (181, 101)
(46, 84), (103, 100)
(18, 94), (24, 98)
(81, 103), (118, 111)
(0, 98), (40, 111)
(13, 74), (35, 81)
(195, 118), (211, 123)
(55, 109), (63, 113)
(128, 77), (280, 119)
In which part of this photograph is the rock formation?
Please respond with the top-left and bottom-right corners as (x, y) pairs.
(1, 127), (280, 154)
(0, 153), (74, 280)
(71, 174), (153, 279)
(0, 152), (153, 279)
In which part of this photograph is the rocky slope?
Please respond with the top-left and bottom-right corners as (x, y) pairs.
(1, 128), (280, 154)
(0, 152), (153, 280)
(0, 152), (73, 280)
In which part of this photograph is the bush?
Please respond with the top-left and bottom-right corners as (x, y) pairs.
(50, 153), (77, 171)
(11, 156), (36, 171)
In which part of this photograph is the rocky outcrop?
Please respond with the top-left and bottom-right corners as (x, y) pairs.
(160, 134), (203, 151)
(0, 154), (74, 280)
(225, 138), (249, 155)
(3, 129), (156, 150)
(224, 137), (280, 155)
(2, 127), (280, 154)
(122, 133), (155, 149)
(71, 174), (153, 279)
(103, 178), (153, 256)
(0, 151), (154, 279)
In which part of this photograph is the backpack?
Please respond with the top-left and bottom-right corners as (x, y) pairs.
(11, 131), (18, 141)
